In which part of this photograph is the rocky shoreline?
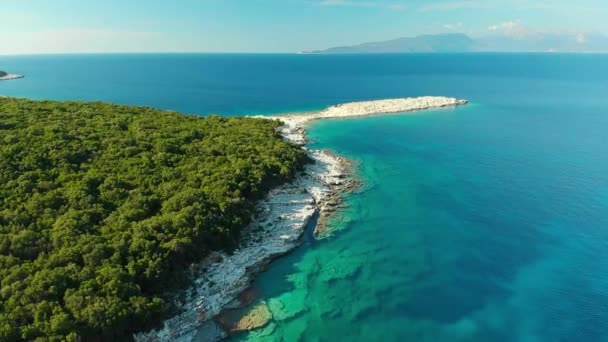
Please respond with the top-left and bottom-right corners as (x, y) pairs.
(135, 121), (355, 342)
(0, 73), (24, 81)
(135, 96), (467, 341)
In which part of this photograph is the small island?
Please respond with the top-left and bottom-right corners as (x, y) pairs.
(0, 70), (24, 81)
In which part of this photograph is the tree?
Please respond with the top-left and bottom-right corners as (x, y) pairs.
(0, 98), (310, 341)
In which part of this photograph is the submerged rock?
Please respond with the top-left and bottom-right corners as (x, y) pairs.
(215, 301), (273, 333)
(317, 251), (362, 283)
(246, 322), (277, 339)
(268, 289), (308, 321)
(223, 288), (259, 310)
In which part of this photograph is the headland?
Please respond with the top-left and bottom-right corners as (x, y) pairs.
(0, 71), (24, 81)
(136, 96), (467, 341)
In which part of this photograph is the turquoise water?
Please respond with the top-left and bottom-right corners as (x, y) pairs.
(2, 54), (608, 341)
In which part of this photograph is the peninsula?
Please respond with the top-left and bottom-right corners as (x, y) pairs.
(0, 71), (24, 81)
(275, 96), (467, 143)
(138, 96), (468, 342)
(0, 95), (467, 341)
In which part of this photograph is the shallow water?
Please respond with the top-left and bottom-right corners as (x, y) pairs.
(2, 53), (608, 341)
(235, 102), (608, 341)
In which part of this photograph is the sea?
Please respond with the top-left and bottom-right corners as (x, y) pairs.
(1, 53), (608, 341)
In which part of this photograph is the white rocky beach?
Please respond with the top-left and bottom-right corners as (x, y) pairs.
(0, 73), (24, 81)
(135, 96), (467, 342)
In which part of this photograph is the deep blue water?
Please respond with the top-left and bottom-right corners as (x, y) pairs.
(2, 53), (608, 341)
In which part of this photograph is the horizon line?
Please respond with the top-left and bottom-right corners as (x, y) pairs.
(3, 51), (608, 57)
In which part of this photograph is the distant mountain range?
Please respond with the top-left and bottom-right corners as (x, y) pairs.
(303, 33), (608, 54)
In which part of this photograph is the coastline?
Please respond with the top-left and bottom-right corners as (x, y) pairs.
(135, 96), (467, 341)
(0, 73), (24, 81)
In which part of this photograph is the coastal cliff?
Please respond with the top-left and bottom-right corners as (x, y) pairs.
(136, 96), (467, 341)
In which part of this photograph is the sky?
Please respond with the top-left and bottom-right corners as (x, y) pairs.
(1, 0), (607, 54)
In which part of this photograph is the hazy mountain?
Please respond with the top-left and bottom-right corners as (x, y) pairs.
(305, 34), (475, 54)
(304, 33), (608, 54)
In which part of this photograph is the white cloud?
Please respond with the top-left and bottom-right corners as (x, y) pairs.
(443, 22), (464, 30)
(419, 1), (486, 12)
(488, 20), (519, 31)
(419, 0), (602, 13)
(318, 0), (370, 5)
(487, 20), (530, 38)
(576, 33), (586, 44)
(316, 0), (406, 10)
(485, 20), (599, 44)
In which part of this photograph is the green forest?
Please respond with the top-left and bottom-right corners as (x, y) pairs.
(0, 98), (309, 341)
(0, 71), (8, 77)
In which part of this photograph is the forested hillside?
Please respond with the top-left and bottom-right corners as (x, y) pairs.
(0, 98), (309, 341)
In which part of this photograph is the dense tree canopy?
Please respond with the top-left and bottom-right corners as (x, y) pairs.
(0, 98), (309, 341)
(0, 71), (8, 77)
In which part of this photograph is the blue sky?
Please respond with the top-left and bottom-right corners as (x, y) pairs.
(1, 0), (606, 54)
